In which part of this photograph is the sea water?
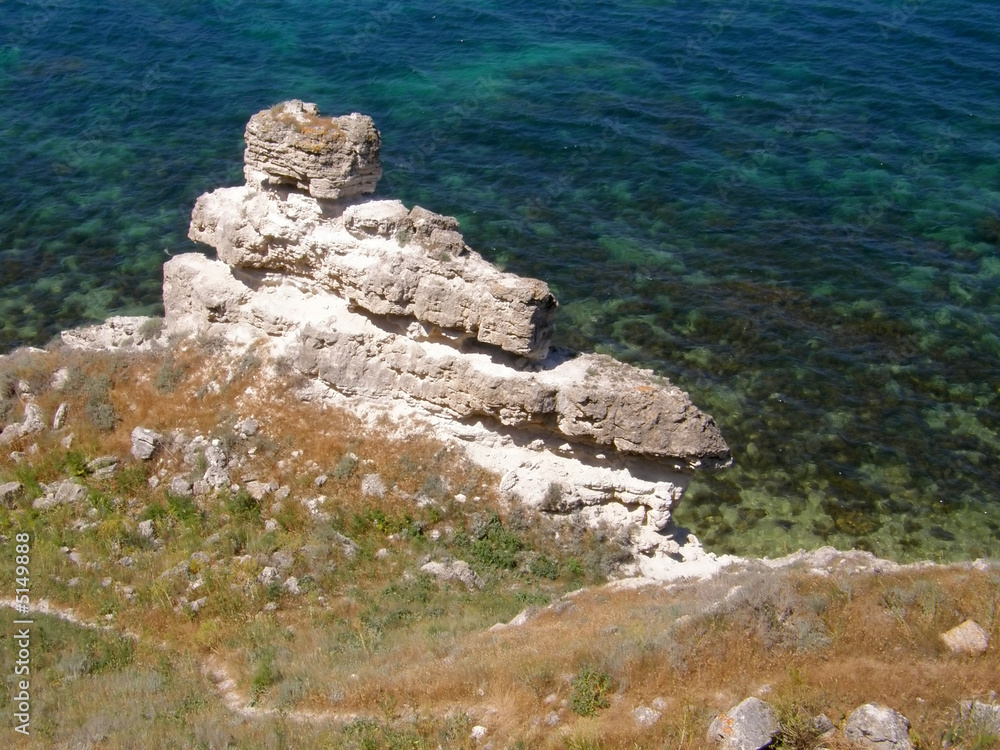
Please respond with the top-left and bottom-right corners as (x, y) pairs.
(1, 0), (998, 561)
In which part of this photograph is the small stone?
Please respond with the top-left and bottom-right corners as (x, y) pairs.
(190, 597), (207, 613)
(264, 518), (279, 532)
(53, 402), (69, 430)
(52, 367), (70, 389)
(811, 714), (836, 737)
(87, 455), (119, 477)
(282, 576), (300, 595)
(375, 548), (389, 559)
(247, 480), (278, 501)
(258, 566), (280, 586)
(169, 476), (194, 497)
(421, 560), (484, 591)
(963, 700), (1000, 735)
(361, 473), (386, 498)
(0, 481), (24, 507)
(333, 531), (359, 558)
(131, 427), (164, 460)
(236, 417), (259, 436)
(633, 706), (662, 726)
(20, 403), (45, 435)
(263, 602), (278, 612)
(470, 725), (487, 741)
(271, 550), (294, 572)
(314, 474), (328, 487)
(33, 480), (88, 510)
(544, 711), (560, 726)
(941, 620), (990, 656)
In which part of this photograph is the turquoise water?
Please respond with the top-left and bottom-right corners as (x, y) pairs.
(2, 0), (998, 561)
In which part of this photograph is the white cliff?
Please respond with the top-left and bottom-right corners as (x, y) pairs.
(164, 100), (732, 578)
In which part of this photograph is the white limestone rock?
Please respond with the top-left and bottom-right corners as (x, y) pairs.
(33, 480), (88, 510)
(421, 560), (485, 591)
(162, 254), (727, 468)
(243, 100), (382, 200)
(941, 619), (990, 656)
(0, 403), (45, 445)
(131, 427), (164, 460)
(844, 703), (912, 750)
(61, 315), (161, 351)
(188, 186), (557, 359)
(707, 697), (780, 750)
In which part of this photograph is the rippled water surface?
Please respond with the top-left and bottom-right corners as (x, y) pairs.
(2, 0), (998, 560)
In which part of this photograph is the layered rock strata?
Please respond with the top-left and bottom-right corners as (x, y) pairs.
(166, 100), (731, 575)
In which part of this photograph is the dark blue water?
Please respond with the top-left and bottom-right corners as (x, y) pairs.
(2, 0), (998, 561)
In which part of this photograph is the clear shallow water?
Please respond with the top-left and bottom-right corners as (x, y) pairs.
(2, 0), (998, 561)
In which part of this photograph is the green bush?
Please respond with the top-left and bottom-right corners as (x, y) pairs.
(467, 512), (524, 570)
(570, 665), (612, 717)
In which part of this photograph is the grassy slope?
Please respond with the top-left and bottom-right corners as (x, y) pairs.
(0, 335), (998, 749)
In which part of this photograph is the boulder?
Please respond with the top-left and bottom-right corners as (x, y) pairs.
(707, 697), (780, 750)
(167, 101), (732, 574)
(941, 619), (989, 656)
(243, 99), (381, 200)
(844, 703), (912, 749)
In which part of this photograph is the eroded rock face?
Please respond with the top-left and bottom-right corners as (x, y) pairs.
(189, 188), (558, 359)
(163, 253), (728, 469)
(243, 100), (381, 200)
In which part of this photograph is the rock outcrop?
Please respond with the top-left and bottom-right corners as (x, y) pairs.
(165, 100), (731, 576)
(243, 100), (382, 200)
